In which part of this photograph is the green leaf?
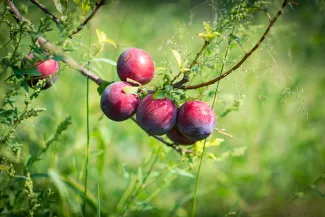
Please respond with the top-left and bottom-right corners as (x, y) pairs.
(207, 152), (217, 161)
(164, 85), (173, 94)
(171, 168), (195, 178)
(53, 0), (67, 14)
(137, 167), (143, 184)
(92, 58), (117, 66)
(230, 33), (243, 46)
(81, 0), (91, 15)
(26, 68), (42, 77)
(210, 31), (221, 38)
(48, 169), (69, 197)
(152, 90), (166, 100)
(53, 55), (65, 62)
(126, 78), (142, 87)
(96, 28), (117, 48)
(203, 21), (212, 34)
(73, 0), (80, 4)
(90, 150), (104, 157)
(122, 86), (139, 95)
(97, 81), (113, 95)
(206, 138), (224, 147)
(121, 162), (130, 181)
(170, 49), (181, 68)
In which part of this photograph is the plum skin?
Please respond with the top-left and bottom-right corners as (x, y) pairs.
(177, 101), (216, 141)
(25, 54), (59, 90)
(117, 48), (155, 85)
(167, 126), (197, 145)
(100, 82), (140, 122)
(136, 94), (177, 135)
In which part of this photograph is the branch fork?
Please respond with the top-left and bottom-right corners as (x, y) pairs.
(6, 0), (290, 154)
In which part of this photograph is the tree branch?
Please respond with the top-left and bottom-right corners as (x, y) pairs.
(131, 118), (192, 154)
(7, 0), (191, 154)
(173, 0), (289, 90)
(7, 0), (30, 23)
(36, 37), (105, 85)
(68, 0), (106, 38)
(7, 0), (106, 86)
(29, 0), (61, 25)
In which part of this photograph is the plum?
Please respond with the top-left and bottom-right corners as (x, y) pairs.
(100, 82), (140, 121)
(167, 126), (197, 145)
(25, 54), (59, 90)
(177, 101), (216, 141)
(117, 48), (155, 85)
(136, 94), (177, 135)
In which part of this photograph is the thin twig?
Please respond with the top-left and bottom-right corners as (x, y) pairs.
(29, 0), (60, 25)
(7, 1), (106, 86)
(7, 0), (30, 23)
(171, 40), (209, 86)
(36, 37), (105, 85)
(68, 0), (106, 38)
(131, 117), (192, 154)
(173, 0), (289, 90)
(6, 0), (190, 156)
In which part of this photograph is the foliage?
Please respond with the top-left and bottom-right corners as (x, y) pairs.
(0, 0), (324, 217)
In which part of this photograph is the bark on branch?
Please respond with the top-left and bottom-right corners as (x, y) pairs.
(173, 0), (289, 90)
(29, 0), (61, 25)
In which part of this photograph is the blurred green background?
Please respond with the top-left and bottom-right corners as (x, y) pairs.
(1, 0), (325, 216)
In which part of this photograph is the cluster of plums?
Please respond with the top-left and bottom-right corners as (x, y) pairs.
(23, 48), (217, 145)
(100, 48), (217, 145)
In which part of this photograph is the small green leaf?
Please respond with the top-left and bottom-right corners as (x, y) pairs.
(48, 169), (69, 197)
(230, 33), (243, 46)
(73, 0), (80, 4)
(126, 78), (142, 87)
(207, 152), (217, 161)
(164, 85), (173, 94)
(203, 21), (212, 34)
(103, 38), (116, 48)
(137, 167), (143, 185)
(121, 162), (130, 181)
(170, 49), (182, 69)
(53, 0), (63, 14)
(92, 58), (117, 66)
(152, 90), (166, 100)
(210, 31), (221, 38)
(81, 0), (91, 15)
(53, 55), (65, 62)
(171, 168), (195, 178)
(97, 81), (113, 95)
(198, 33), (209, 38)
(206, 138), (224, 147)
(26, 68), (42, 77)
(122, 86), (138, 95)
(95, 29), (117, 49)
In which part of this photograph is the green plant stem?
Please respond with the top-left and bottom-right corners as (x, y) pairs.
(191, 3), (242, 217)
(83, 77), (90, 215)
(191, 139), (207, 217)
(83, 27), (92, 215)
